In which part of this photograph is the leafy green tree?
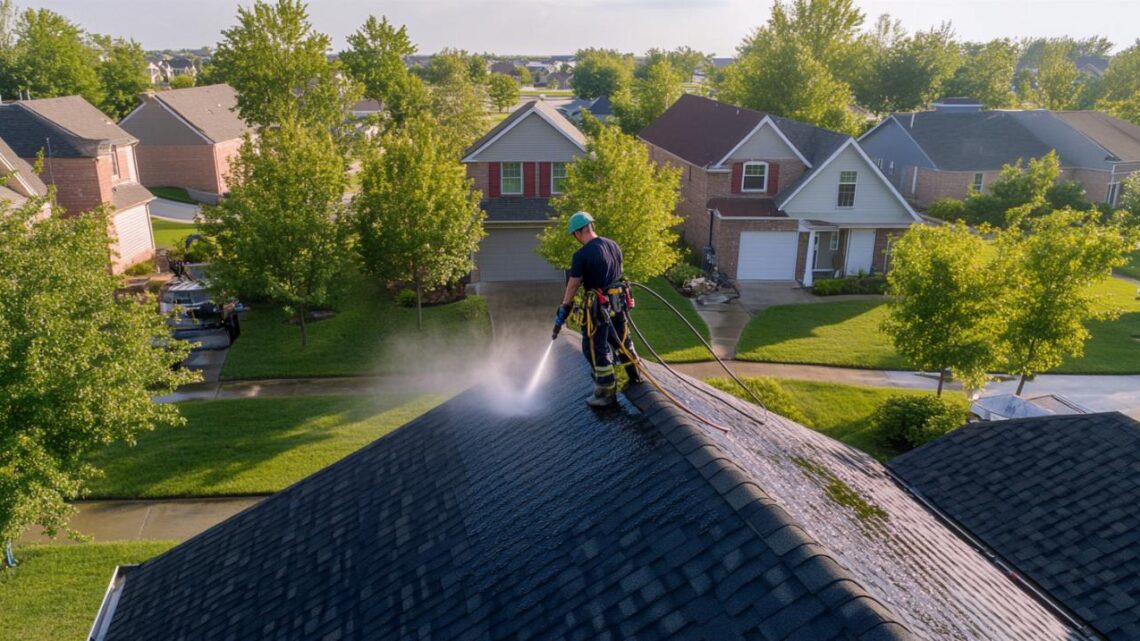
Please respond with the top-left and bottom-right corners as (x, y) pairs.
(1099, 41), (1140, 103)
(515, 65), (533, 87)
(5, 8), (101, 104)
(168, 74), (195, 89)
(995, 208), (1136, 394)
(488, 72), (520, 112)
(92, 36), (149, 119)
(862, 23), (960, 114)
(537, 125), (682, 281)
(424, 49), (482, 84)
(882, 223), (1003, 395)
(201, 120), (349, 347)
(637, 46), (709, 80)
(1117, 172), (1140, 221)
(766, 0), (865, 73)
(340, 16), (427, 127)
(428, 69), (487, 153)
(0, 193), (194, 551)
(943, 39), (1018, 108)
(613, 59), (683, 134)
(962, 151), (1089, 227)
(210, 0), (360, 133)
(353, 117), (485, 328)
(1035, 40), (1080, 109)
(571, 48), (634, 99)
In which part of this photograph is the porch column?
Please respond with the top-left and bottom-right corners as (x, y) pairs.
(802, 229), (816, 287)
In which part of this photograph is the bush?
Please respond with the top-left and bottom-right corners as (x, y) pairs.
(396, 289), (417, 308)
(665, 263), (703, 288)
(706, 376), (808, 424)
(872, 394), (967, 450)
(812, 275), (886, 296)
(123, 260), (154, 277)
(926, 197), (967, 222)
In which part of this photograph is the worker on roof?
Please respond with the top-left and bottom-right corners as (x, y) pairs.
(555, 211), (641, 407)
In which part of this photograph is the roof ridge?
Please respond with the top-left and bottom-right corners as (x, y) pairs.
(622, 383), (916, 640)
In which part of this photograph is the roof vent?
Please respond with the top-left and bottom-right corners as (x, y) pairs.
(932, 97), (983, 112)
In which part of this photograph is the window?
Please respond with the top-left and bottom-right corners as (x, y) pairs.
(551, 162), (567, 194)
(110, 145), (120, 178)
(500, 162), (522, 194)
(837, 171), (857, 207)
(742, 161), (768, 192)
(972, 172), (984, 193)
(829, 233), (839, 251)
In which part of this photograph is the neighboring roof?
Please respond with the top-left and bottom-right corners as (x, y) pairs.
(480, 196), (555, 222)
(0, 104), (85, 158)
(352, 98), (382, 113)
(933, 96), (983, 106)
(489, 61), (517, 75)
(96, 340), (1084, 640)
(891, 412), (1140, 641)
(18, 96), (137, 147)
(706, 197), (784, 217)
(886, 111), (1056, 170)
(1053, 111), (1140, 162)
(110, 182), (154, 211)
(0, 136), (48, 198)
(462, 100), (587, 162)
(167, 57), (195, 70)
(639, 94), (767, 168)
(146, 84), (249, 143)
(588, 94), (612, 116)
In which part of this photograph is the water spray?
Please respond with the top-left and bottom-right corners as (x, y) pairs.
(524, 340), (556, 396)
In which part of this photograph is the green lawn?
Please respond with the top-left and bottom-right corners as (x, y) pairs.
(629, 277), (713, 362)
(87, 394), (442, 498)
(521, 89), (574, 97)
(736, 277), (1140, 374)
(221, 273), (492, 380)
(708, 377), (966, 461)
(151, 218), (198, 249)
(148, 186), (195, 204)
(0, 542), (174, 641)
(1116, 249), (1140, 281)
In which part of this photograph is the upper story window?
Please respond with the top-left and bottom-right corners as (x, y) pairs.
(837, 171), (857, 207)
(551, 162), (567, 194)
(742, 161), (768, 192)
(501, 162), (522, 195)
(110, 145), (120, 178)
(972, 172), (984, 192)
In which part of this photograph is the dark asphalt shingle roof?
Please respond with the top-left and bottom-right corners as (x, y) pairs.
(1053, 111), (1140, 162)
(98, 341), (1085, 640)
(147, 84), (249, 143)
(887, 111), (1057, 170)
(110, 181), (154, 210)
(0, 103), (88, 158)
(706, 197), (784, 217)
(18, 96), (136, 146)
(890, 412), (1140, 641)
(481, 196), (555, 222)
(639, 94), (766, 168)
(0, 137), (47, 197)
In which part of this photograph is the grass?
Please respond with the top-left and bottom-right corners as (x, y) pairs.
(521, 88), (574, 97)
(150, 218), (198, 249)
(736, 277), (1140, 374)
(148, 186), (195, 204)
(708, 377), (966, 461)
(629, 277), (713, 362)
(220, 272), (491, 380)
(0, 542), (174, 641)
(87, 394), (442, 498)
(1115, 249), (1140, 281)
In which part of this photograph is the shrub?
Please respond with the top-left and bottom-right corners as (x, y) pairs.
(872, 394), (967, 450)
(812, 275), (886, 296)
(665, 263), (703, 288)
(926, 197), (967, 222)
(124, 260), (154, 277)
(396, 289), (417, 308)
(706, 376), (808, 424)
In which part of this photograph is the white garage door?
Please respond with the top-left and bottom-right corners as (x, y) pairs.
(111, 205), (155, 273)
(737, 231), (798, 280)
(477, 227), (564, 282)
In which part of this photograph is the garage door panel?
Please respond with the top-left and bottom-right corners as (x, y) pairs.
(112, 205), (154, 272)
(737, 232), (797, 280)
(477, 227), (563, 282)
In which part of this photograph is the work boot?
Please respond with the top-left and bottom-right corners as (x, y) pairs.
(586, 384), (617, 408)
(624, 362), (643, 385)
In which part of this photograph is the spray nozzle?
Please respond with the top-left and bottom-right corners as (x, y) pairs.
(552, 324), (563, 341)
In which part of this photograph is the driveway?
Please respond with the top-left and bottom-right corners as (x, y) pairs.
(150, 197), (201, 223)
(479, 281), (566, 344)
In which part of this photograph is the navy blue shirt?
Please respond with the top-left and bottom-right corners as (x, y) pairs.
(570, 237), (623, 291)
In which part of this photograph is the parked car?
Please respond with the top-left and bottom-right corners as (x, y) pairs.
(159, 275), (241, 344)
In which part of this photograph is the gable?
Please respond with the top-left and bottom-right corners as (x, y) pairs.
(119, 99), (211, 147)
(725, 122), (799, 163)
(782, 143), (916, 224)
(859, 118), (936, 171)
(469, 112), (584, 162)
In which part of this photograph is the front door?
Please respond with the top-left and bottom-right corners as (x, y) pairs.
(845, 229), (876, 275)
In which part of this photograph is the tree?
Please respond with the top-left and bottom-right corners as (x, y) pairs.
(339, 16), (427, 127)
(861, 23), (960, 114)
(201, 120), (349, 347)
(943, 39), (1018, 108)
(882, 223), (1003, 395)
(637, 46), (709, 80)
(1035, 40), (1080, 110)
(537, 125), (682, 281)
(488, 72), (519, 112)
(353, 118), (485, 328)
(169, 74), (196, 89)
(0, 192), (194, 552)
(766, 0), (865, 73)
(210, 0), (360, 133)
(1099, 41), (1140, 103)
(93, 36), (149, 119)
(515, 65), (532, 87)
(995, 208), (1136, 394)
(428, 69), (487, 153)
(961, 151), (1088, 227)
(1117, 172), (1140, 221)
(4, 8), (101, 104)
(613, 59), (683, 134)
(571, 49), (634, 99)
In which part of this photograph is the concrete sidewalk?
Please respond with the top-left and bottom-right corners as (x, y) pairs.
(149, 197), (201, 223)
(22, 497), (262, 544)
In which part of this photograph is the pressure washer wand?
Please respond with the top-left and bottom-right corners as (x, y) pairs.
(552, 320), (564, 341)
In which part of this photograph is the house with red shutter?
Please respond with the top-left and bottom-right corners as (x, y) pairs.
(462, 100), (587, 283)
(640, 95), (921, 284)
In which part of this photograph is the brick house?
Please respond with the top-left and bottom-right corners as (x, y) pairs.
(640, 94), (920, 284)
(119, 84), (251, 204)
(0, 96), (155, 274)
(462, 100), (587, 284)
(859, 103), (1140, 208)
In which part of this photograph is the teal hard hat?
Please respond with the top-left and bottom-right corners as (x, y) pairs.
(567, 211), (595, 235)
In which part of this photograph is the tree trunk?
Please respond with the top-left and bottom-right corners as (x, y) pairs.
(936, 369), (946, 397)
(415, 282), (423, 331)
(298, 306), (308, 348)
(1016, 374), (1028, 396)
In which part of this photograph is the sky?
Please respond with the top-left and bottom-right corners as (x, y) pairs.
(23, 0), (1140, 57)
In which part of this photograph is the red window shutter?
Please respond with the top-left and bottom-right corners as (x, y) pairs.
(731, 162), (743, 194)
(523, 162), (537, 197)
(488, 163), (500, 198)
(538, 162), (552, 197)
(767, 163), (780, 195)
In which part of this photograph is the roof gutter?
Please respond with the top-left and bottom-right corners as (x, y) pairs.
(88, 564), (135, 641)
